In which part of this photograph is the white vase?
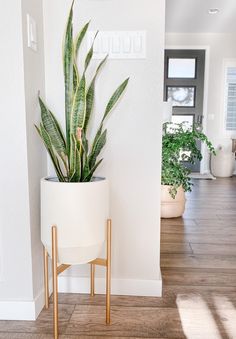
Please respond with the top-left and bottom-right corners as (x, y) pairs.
(161, 185), (186, 218)
(211, 151), (235, 178)
(41, 177), (109, 264)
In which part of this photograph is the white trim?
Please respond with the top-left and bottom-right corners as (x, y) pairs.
(0, 288), (45, 320)
(58, 276), (162, 297)
(165, 45), (210, 173)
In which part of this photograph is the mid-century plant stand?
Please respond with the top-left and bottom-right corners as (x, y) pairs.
(43, 219), (112, 339)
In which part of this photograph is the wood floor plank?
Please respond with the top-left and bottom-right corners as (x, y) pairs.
(191, 243), (236, 255)
(161, 253), (236, 269)
(161, 232), (236, 244)
(162, 268), (236, 287)
(0, 304), (74, 335)
(161, 224), (236, 235)
(65, 305), (185, 338)
(160, 242), (192, 254)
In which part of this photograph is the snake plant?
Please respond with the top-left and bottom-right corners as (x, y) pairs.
(35, 2), (129, 182)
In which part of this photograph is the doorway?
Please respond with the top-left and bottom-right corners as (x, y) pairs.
(164, 49), (205, 172)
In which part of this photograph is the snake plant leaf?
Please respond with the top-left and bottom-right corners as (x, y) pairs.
(83, 158), (103, 182)
(63, 1), (74, 149)
(39, 97), (66, 158)
(69, 134), (81, 181)
(89, 129), (107, 169)
(102, 77), (129, 123)
(71, 74), (86, 133)
(73, 62), (79, 94)
(84, 31), (98, 71)
(36, 123), (65, 182)
(75, 21), (90, 57)
(84, 55), (108, 132)
(90, 123), (103, 154)
(50, 110), (66, 147)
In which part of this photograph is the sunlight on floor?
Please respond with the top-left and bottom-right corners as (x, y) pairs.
(176, 294), (222, 339)
(213, 296), (236, 338)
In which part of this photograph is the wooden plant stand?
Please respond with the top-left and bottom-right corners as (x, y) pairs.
(43, 219), (112, 339)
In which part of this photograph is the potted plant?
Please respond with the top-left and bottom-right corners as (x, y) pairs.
(161, 122), (215, 218)
(35, 2), (129, 264)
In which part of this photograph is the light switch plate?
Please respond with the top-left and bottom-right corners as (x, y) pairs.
(27, 14), (37, 51)
(87, 31), (146, 59)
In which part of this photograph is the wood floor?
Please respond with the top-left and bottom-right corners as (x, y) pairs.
(1, 178), (236, 338)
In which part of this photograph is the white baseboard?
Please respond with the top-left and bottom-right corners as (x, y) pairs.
(0, 288), (45, 320)
(0, 276), (162, 320)
(58, 275), (162, 297)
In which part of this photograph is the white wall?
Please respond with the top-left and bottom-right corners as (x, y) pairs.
(165, 33), (236, 171)
(0, 0), (47, 320)
(21, 0), (47, 309)
(43, 0), (165, 296)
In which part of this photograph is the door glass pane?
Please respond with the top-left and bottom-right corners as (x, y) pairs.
(167, 86), (195, 107)
(168, 58), (196, 78)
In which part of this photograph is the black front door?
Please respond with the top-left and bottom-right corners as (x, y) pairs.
(164, 49), (205, 172)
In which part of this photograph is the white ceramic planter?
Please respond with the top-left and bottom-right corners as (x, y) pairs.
(161, 185), (186, 218)
(211, 151), (235, 178)
(41, 177), (109, 264)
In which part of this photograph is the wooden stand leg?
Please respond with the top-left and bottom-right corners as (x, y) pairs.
(106, 219), (111, 324)
(90, 264), (95, 296)
(43, 247), (49, 309)
(52, 226), (58, 339)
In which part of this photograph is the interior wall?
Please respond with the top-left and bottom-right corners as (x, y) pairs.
(21, 0), (47, 307)
(165, 33), (236, 172)
(0, 0), (47, 320)
(0, 0), (33, 303)
(43, 0), (165, 296)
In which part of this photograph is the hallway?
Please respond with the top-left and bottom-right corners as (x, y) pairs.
(0, 178), (236, 338)
(161, 177), (236, 338)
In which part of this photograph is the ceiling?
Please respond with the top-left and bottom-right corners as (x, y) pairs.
(166, 0), (236, 33)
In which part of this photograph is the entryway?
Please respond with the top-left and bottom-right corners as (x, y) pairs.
(164, 49), (206, 172)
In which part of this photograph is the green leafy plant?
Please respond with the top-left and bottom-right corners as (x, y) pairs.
(35, 2), (129, 182)
(162, 122), (215, 198)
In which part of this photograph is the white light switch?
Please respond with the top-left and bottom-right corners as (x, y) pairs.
(88, 31), (146, 59)
(27, 14), (37, 51)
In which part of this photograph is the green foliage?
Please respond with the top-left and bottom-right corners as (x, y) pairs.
(162, 122), (215, 198)
(36, 2), (129, 182)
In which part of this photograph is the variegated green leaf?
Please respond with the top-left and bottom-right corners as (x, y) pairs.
(73, 62), (79, 94)
(83, 158), (103, 182)
(36, 124), (65, 182)
(75, 21), (90, 57)
(102, 77), (129, 123)
(69, 134), (81, 181)
(63, 1), (74, 149)
(90, 123), (103, 154)
(89, 129), (107, 169)
(84, 55), (108, 132)
(71, 74), (86, 134)
(39, 97), (66, 156)
(84, 31), (98, 71)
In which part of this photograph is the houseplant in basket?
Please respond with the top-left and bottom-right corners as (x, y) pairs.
(35, 2), (129, 264)
(161, 122), (215, 218)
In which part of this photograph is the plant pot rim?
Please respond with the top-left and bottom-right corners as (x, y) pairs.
(161, 184), (183, 189)
(41, 176), (107, 185)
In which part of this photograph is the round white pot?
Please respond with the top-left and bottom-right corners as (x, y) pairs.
(161, 185), (186, 218)
(41, 177), (109, 265)
(211, 151), (235, 178)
